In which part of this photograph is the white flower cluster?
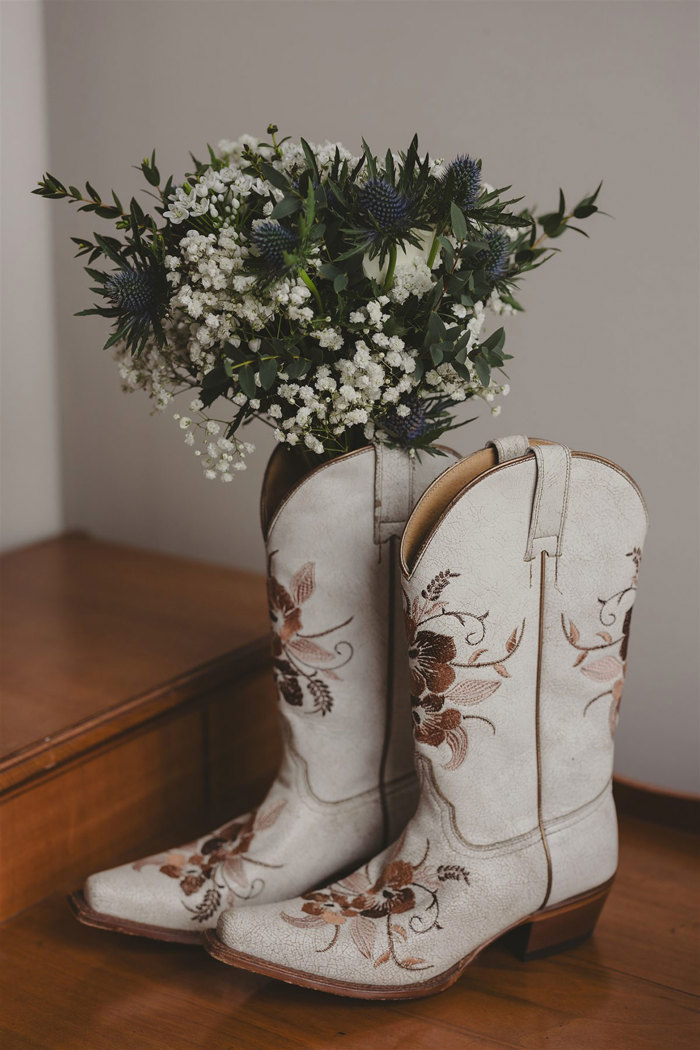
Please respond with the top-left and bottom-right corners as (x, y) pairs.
(114, 135), (516, 480)
(174, 406), (255, 481)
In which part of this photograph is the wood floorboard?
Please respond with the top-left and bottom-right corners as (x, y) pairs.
(0, 816), (697, 1050)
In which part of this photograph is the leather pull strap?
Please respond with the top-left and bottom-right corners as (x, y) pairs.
(524, 442), (571, 561)
(374, 445), (413, 545)
(487, 434), (530, 462)
(487, 436), (571, 559)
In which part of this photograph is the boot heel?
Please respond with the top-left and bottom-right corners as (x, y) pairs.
(506, 881), (613, 961)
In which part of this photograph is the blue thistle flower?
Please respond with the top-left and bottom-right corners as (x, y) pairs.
(484, 231), (510, 280)
(442, 155), (481, 209)
(384, 396), (431, 444)
(106, 268), (158, 322)
(250, 221), (298, 271)
(357, 178), (412, 237)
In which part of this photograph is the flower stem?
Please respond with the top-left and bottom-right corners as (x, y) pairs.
(426, 235), (440, 269)
(298, 268), (323, 312)
(383, 244), (398, 291)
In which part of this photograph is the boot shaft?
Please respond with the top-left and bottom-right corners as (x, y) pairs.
(260, 443), (459, 813)
(400, 437), (647, 852)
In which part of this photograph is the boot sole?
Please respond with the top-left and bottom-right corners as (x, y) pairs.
(68, 891), (205, 945)
(203, 876), (615, 1000)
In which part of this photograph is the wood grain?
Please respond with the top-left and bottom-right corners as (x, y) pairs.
(0, 817), (697, 1050)
(0, 533), (270, 761)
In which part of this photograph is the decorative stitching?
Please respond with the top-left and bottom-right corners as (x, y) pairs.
(561, 548), (641, 736)
(280, 832), (468, 973)
(268, 554), (353, 717)
(536, 551), (554, 908)
(403, 570), (524, 771)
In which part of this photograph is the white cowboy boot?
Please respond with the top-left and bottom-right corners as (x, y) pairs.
(72, 442), (458, 942)
(205, 436), (647, 997)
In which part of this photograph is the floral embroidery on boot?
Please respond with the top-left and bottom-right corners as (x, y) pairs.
(132, 799), (287, 923)
(280, 833), (469, 972)
(561, 548), (641, 735)
(268, 557), (354, 715)
(403, 571), (525, 769)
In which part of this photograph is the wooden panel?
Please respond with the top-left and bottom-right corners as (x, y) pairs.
(0, 817), (697, 1050)
(613, 774), (700, 833)
(206, 667), (282, 821)
(0, 533), (269, 761)
(0, 709), (206, 921)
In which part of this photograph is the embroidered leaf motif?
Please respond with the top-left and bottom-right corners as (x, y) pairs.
(290, 562), (315, 606)
(612, 678), (624, 701)
(391, 923), (408, 940)
(506, 627), (519, 654)
(288, 637), (336, 663)
(597, 631), (613, 644)
(221, 856), (247, 889)
(493, 663), (510, 678)
(467, 648), (488, 666)
(281, 912), (327, 929)
(307, 676), (333, 715)
(609, 696), (621, 737)
(401, 957), (427, 968)
(568, 620), (580, 644)
(341, 869), (373, 894)
(350, 915), (376, 959)
(437, 865), (470, 884)
(446, 680), (500, 705)
(187, 887), (221, 923)
(159, 863), (183, 879)
(443, 725), (468, 770)
(581, 655), (624, 682)
(254, 798), (287, 832)
(573, 652), (587, 667)
(373, 951), (391, 968)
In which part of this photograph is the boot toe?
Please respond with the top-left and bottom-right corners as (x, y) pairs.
(83, 861), (202, 932)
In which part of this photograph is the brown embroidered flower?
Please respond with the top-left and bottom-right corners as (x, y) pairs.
(409, 630), (457, 697)
(268, 577), (303, 654)
(272, 658), (303, 707)
(413, 707), (462, 747)
(360, 860), (417, 918)
(180, 874), (206, 896)
(159, 863), (183, 880)
(412, 691), (444, 713)
(140, 800), (287, 924)
(266, 560), (353, 716)
(301, 888), (364, 925)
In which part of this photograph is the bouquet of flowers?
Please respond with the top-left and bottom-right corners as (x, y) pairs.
(35, 126), (602, 480)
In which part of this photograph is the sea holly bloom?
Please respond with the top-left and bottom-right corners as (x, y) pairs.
(439, 154), (482, 210)
(357, 178), (413, 239)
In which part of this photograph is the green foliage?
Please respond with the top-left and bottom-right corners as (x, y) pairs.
(33, 130), (604, 460)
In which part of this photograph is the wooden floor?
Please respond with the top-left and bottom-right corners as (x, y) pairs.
(1, 816), (697, 1050)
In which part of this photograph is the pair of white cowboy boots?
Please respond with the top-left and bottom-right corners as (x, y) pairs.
(73, 436), (647, 999)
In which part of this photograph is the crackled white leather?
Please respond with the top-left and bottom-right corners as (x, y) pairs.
(83, 443), (458, 933)
(213, 437), (647, 991)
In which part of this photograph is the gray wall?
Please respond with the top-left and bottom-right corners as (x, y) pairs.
(1, 1), (63, 548)
(5, 1), (699, 792)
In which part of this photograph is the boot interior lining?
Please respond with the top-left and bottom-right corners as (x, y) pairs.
(260, 447), (312, 536)
(402, 447), (498, 573)
(401, 439), (562, 575)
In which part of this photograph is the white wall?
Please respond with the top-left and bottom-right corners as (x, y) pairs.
(7, 1), (700, 792)
(0, 0), (63, 548)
